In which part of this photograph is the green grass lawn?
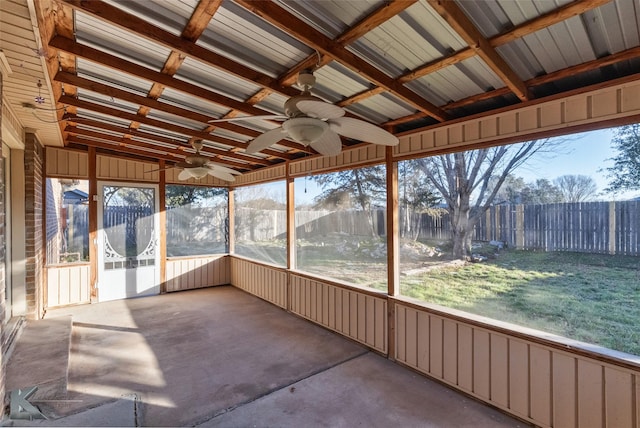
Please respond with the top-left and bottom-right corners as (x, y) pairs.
(400, 250), (640, 356)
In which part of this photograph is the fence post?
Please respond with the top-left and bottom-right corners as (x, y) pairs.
(608, 201), (616, 255)
(516, 204), (524, 249)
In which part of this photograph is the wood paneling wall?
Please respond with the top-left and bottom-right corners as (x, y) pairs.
(96, 155), (158, 182)
(165, 255), (230, 292)
(46, 264), (90, 307)
(46, 147), (88, 178)
(290, 274), (387, 353)
(394, 301), (640, 428)
(233, 164), (286, 186)
(230, 257), (287, 309)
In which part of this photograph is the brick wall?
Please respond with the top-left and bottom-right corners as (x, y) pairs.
(25, 132), (44, 320)
(0, 71), (5, 413)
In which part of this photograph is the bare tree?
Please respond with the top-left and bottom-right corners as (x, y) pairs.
(554, 174), (597, 202)
(417, 139), (561, 259)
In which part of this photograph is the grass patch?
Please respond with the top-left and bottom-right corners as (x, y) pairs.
(401, 250), (640, 355)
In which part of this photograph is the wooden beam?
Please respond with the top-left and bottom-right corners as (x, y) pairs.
(427, 0), (529, 101)
(88, 146), (98, 302)
(234, 0), (449, 122)
(182, 0), (223, 41)
(159, 159), (167, 294)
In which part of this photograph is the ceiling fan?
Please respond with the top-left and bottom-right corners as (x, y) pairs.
(209, 70), (399, 156)
(148, 141), (241, 182)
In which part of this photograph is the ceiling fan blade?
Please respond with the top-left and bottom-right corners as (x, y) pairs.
(206, 163), (242, 175)
(178, 169), (193, 181)
(207, 169), (236, 182)
(208, 115), (287, 123)
(175, 162), (193, 168)
(246, 127), (286, 154)
(310, 129), (342, 156)
(296, 100), (345, 120)
(328, 117), (399, 146)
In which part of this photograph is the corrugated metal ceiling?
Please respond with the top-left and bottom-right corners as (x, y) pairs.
(3, 0), (638, 175)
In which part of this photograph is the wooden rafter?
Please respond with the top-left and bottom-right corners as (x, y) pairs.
(427, 0), (529, 101)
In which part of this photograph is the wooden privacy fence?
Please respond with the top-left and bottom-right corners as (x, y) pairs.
(418, 201), (639, 255)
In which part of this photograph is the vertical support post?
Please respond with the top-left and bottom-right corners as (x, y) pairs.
(88, 147), (98, 303)
(386, 147), (399, 360)
(608, 201), (616, 255)
(286, 173), (295, 271)
(286, 167), (295, 312)
(158, 161), (167, 293)
(228, 187), (235, 255)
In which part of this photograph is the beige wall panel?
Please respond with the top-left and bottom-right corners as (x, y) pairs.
(552, 353), (577, 428)
(405, 307), (418, 367)
(287, 274), (386, 352)
(395, 304), (406, 362)
(498, 112), (517, 135)
(490, 334), (509, 408)
(429, 315), (443, 378)
(374, 298), (385, 351)
(96, 155), (158, 182)
(530, 346), (552, 425)
(463, 122), (480, 143)
(604, 367), (634, 428)
(622, 83), (640, 112)
(577, 359), (603, 428)
(457, 324), (473, 392)
(289, 145), (385, 178)
(517, 108), (539, 132)
(416, 311), (430, 371)
(434, 128), (448, 147)
(46, 148), (89, 178)
(166, 256), (229, 292)
(235, 164), (286, 186)
(230, 258), (286, 308)
(540, 102), (563, 128)
(349, 291), (358, 340)
(508, 339), (529, 418)
(565, 96), (589, 123)
(473, 329), (490, 400)
(480, 117), (498, 139)
(46, 264), (90, 307)
(448, 126), (463, 146)
(592, 89), (618, 118)
(442, 319), (457, 384)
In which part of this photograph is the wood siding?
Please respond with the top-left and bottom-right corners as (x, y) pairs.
(45, 147), (88, 178)
(289, 144), (386, 178)
(233, 164), (286, 186)
(396, 80), (640, 158)
(165, 255), (230, 292)
(96, 155), (158, 182)
(394, 302), (640, 428)
(289, 274), (387, 353)
(165, 168), (226, 186)
(46, 264), (90, 307)
(230, 257), (287, 308)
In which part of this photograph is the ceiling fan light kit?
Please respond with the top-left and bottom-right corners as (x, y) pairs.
(282, 117), (328, 145)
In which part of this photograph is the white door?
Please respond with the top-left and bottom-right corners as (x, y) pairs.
(97, 183), (159, 302)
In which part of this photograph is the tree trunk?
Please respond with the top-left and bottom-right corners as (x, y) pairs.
(451, 197), (472, 260)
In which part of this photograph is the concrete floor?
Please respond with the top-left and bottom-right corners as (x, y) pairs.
(5, 286), (529, 427)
